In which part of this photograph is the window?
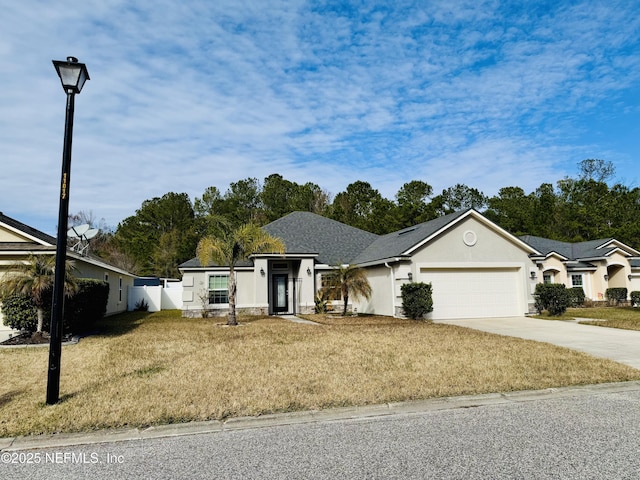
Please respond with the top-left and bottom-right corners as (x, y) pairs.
(571, 274), (583, 287)
(208, 275), (229, 304)
(118, 277), (123, 302)
(543, 274), (553, 284)
(320, 274), (341, 301)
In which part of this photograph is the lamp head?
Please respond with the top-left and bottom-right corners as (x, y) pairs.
(53, 57), (90, 94)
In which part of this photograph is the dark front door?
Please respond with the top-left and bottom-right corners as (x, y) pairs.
(272, 274), (288, 313)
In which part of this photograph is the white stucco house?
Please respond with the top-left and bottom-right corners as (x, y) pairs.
(0, 211), (136, 333)
(180, 209), (640, 320)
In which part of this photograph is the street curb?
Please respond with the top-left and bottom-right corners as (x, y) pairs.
(2, 380), (639, 452)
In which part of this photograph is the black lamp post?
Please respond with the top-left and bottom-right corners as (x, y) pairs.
(46, 57), (89, 405)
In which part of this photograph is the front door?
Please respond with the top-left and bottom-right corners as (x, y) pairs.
(272, 274), (288, 313)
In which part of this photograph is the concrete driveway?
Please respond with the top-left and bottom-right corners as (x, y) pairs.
(435, 316), (640, 370)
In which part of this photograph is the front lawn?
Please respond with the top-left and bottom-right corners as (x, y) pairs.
(1, 310), (638, 438)
(569, 306), (640, 331)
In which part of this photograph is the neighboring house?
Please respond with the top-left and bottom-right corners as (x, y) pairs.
(0, 211), (135, 330)
(181, 209), (546, 320)
(520, 235), (640, 302)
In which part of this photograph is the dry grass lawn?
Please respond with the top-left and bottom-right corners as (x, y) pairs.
(1, 310), (639, 438)
(569, 306), (640, 331)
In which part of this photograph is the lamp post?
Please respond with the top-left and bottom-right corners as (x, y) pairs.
(46, 57), (89, 405)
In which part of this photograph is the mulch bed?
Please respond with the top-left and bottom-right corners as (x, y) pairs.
(0, 332), (74, 346)
(1, 332), (50, 345)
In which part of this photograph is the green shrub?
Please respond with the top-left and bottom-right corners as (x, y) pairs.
(401, 282), (433, 320)
(134, 298), (149, 311)
(1, 294), (39, 331)
(314, 292), (328, 314)
(605, 287), (627, 306)
(64, 279), (110, 332)
(534, 283), (570, 316)
(567, 287), (586, 307)
(630, 291), (640, 307)
(1, 279), (109, 334)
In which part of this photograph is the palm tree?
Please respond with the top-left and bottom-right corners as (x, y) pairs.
(196, 223), (285, 326)
(323, 264), (372, 316)
(0, 254), (77, 334)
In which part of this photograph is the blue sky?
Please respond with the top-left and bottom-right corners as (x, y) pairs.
(2, 0), (640, 235)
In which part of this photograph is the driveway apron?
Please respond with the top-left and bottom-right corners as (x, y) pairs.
(435, 317), (640, 370)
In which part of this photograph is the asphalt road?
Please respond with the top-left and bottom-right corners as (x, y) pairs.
(3, 384), (639, 479)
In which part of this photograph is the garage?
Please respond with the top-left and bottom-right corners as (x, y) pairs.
(419, 267), (523, 320)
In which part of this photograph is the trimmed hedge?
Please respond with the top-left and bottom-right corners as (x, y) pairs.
(631, 291), (640, 307)
(534, 283), (570, 316)
(401, 282), (433, 320)
(1, 279), (109, 334)
(605, 287), (627, 306)
(1, 294), (39, 332)
(64, 279), (110, 332)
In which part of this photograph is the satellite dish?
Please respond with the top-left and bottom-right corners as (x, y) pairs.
(67, 224), (99, 256)
(73, 224), (90, 236)
(84, 228), (99, 240)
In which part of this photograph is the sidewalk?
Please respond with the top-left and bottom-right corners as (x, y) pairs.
(278, 314), (320, 325)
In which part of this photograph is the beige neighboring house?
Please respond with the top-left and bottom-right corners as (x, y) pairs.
(180, 209), (640, 320)
(0, 211), (135, 336)
(520, 235), (640, 302)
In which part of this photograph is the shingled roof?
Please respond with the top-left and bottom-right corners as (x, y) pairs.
(263, 211), (379, 265)
(180, 209), (535, 269)
(352, 210), (470, 264)
(0, 211), (56, 246)
(180, 212), (380, 268)
(520, 235), (619, 260)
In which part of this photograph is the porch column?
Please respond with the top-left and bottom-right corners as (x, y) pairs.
(298, 258), (316, 314)
(254, 258), (269, 314)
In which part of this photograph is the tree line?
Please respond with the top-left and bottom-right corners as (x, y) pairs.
(79, 160), (640, 277)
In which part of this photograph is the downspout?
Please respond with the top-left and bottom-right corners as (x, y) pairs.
(385, 262), (396, 317)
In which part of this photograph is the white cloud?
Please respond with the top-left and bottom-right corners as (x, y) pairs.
(1, 0), (640, 234)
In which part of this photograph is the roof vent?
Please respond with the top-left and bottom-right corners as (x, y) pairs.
(398, 226), (418, 236)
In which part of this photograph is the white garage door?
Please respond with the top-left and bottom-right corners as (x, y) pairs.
(419, 268), (522, 320)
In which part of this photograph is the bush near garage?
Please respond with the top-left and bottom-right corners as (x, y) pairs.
(567, 287), (586, 307)
(630, 291), (640, 307)
(401, 282), (433, 320)
(605, 288), (628, 306)
(534, 283), (570, 316)
(1, 279), (109, 334)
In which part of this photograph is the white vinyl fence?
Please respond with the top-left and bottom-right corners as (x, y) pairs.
(128, 282), (183, 312)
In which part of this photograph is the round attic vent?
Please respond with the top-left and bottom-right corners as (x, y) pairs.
(463, 230), (477, 246)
